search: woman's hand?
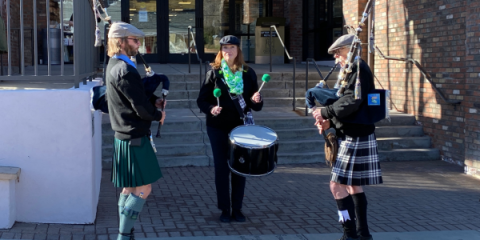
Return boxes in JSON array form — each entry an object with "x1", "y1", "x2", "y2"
[
  {"x1": 252, "y1": 92, "x2": 262, "y2": 103},
  {"x1": 315, "y1": 119, "x2": 330, "y2": 135},
  {"x1": 211, "y1": 106, "x2": 222, "y2": 116}
]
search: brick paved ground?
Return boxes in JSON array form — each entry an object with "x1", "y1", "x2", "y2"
[{"x1": 1, "y1": 161, "x2": 479, "y2": 240}]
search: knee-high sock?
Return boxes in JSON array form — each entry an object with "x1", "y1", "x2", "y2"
[
  {"x1": 118, "y1": 193, "x2": 129, "y2": 220},
  {"x1": 117, "y1": 194, "x2": 146, "y2": 240},
  {"x1": 352, "y1": 192, "x2": 370, "y2": 237},
  {"x1": 336, "y1": 195, "x2": 358, "y2": 238}
]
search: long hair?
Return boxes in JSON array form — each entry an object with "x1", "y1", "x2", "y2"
[
  {"x1": 210, "y1": 46, "x2": 249, "y2": 72},
  {"x1": 107, "y1": 38, "x2": 125, "y2": 57}
]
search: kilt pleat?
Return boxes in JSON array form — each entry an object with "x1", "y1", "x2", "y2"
[
  {"x1": 330, "y1": 133, "x2": 383, "y2": 186},
  {"x1": 111, "y1": 136, "x2": 162, "y2": 188}
]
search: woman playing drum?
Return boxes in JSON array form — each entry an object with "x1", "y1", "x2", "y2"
[{"x1": 197, "y1": 35, "x2": 263, "y2": 223}]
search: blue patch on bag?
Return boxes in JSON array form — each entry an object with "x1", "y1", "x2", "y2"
[{"x1": 368, "y1": 93, "x2": 380, "y2": 106}]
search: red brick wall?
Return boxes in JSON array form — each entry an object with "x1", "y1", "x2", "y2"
[
  {"x1": 343, "y1": 0, "x2": 469, "y2": 167},
  {"x1": 464, "y1": 0, "x2": 480, "y2": 177},
  {"x1": 272, "y1": 0, "x2": 302, "y2": 62}
]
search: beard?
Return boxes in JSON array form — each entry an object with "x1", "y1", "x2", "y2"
[{"x1": 124, "y1": 43, "x2": 138, "y2": 57}]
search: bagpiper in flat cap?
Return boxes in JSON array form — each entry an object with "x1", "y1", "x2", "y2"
[
  {"x1": 327, "y1": 34, "x2": 355, "y2": 54},
  {"x1": 108, "y1": 22, "x2": 145, "y2": 38},
  {"x1": 219, "y1": 35, "x2": 240, "y2": 46}
]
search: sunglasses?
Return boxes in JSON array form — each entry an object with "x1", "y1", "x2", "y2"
[
  {"x1": 127, "y1": 38, "x2": 140, "y2": 44},
  {"x1": 333, "y1": 48, "x2": 345, "y2": 55}
]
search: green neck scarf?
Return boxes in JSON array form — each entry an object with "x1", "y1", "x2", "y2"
[{"x1": 220, "y1": 59, "x2": 243, "y2": 95}]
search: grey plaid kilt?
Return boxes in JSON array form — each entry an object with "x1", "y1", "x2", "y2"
[{"x1": 330, "y1": 133, "x2": 383, "y2": 186}]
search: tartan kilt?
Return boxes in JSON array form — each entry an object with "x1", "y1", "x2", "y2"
[{"x1": 330, "y1": 133, "x2": 383, "y2": 186}]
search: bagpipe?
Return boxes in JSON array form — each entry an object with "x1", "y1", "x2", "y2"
[
  {"x1": 305, "y1": 0, "x2": 389, "y2": 125},
  {"x1": 91, "y1": 54, "x2": 170, "y2": 137}
]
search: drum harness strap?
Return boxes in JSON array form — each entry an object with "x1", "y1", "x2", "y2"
[{"x1": 214, "y1": 70, "x2": 255, "y2": 125}]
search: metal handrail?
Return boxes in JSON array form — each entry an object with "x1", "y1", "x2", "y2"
[
  {"x1": 375, "y1": 46, "x2": 461, "y2": 106},
  {"x1": 187, "y1": 26, "x2": 203, "y2": 91},
  {"x1": 269, "y1": 25, "x2": 296, "y2": 111}
]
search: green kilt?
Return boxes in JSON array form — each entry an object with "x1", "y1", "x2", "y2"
[{"x1": 111, "y1": 136, "x2": 162, "y2": 188}]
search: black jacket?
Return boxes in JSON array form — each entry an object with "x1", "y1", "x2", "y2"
[
  {"x1": 106, "y1": 58, "x2": 162, "y2": 140},
  {"x1": 321, "y1": 60, "x2": 376, "y2": 138},
  {"x1": 197, "y1": 67, "x2": 263, "y2": 131}
]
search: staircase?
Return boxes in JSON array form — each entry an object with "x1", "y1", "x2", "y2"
[{"x1": 101, "y1": 70, "x2": 440, "y2": 168}]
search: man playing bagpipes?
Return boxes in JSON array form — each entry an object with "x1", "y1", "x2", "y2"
[
  {"x1": 104, "y1": 22, "x2": 166, "y2": 240},
  {"x1": 312, "y1": 34, "x2": 382, "y2": 240}
]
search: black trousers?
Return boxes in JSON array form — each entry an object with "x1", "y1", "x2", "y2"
[{"x1": 207, "y1": 126, "x2": 246, "y2": 211}]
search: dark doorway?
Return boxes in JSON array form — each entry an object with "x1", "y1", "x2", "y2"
[{"x1": 303, "y1": 0, "x2": 344, "y2": 61}]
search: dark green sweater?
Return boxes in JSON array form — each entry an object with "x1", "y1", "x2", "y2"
[{"x1": 106, "y1": 58, "x2": 162, "y2": 140}]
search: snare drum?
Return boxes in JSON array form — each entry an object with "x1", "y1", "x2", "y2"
[{"x1": 228, "y1": 125, "x2": 279, "y2": 177}]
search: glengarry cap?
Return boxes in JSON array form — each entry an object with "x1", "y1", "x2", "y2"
[
  {"x1": 108, "y1": 22, "x2": 145, "y2": 38},
  {"x1": 328, "y1": 34, "x2": 355, "y2": 54}
]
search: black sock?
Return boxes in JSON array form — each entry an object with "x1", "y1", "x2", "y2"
[
  {"x1": 336, "y1": 195, "x2": 358, "y2": 238},
  {"x1": 352, "y1": 192, "x2": 371, "y2": 237}
]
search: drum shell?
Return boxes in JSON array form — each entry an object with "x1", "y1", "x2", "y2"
[{"x1": 228, "y1": 141, "x2": 278, "y2": 177}]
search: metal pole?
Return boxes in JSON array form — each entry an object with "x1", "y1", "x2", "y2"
[
  {"x1": 188, "y1": 27, "x2": 191, "y2": 73},
  {"x1": 33, "y1": 0, "x2": 38, "y2": 76},
  {"x1": 6, "y1": 0, "x2": 11, "y2": 75},
  {"x1": 46, "y1": 0, "x2": 51, "y2": 76},
  {"x1": 103, "y1": 24, "x2": 109, "y2": 82},
  {"x1": 293, "y1": 57, "x2": 296, "y2": 111},
  {"x1": 20, "y1": 0, "x2": 25, "y2": 75},
  {"x1": 269, "y1": 27, "x2": 272, "y2": 72},
  {"x1": 60, "y1": 0, "x2": 64, "y2": 76},
  {"x1": 305, "y1": 60, "x2": 308, "y2": 116}
]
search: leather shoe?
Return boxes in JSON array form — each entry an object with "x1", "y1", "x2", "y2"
[
  {"x1": 359, "y1": 236, "x2": 373, "y2": 240},
  {"x1": 337, "y1": 234, "x2": 359, "y2": 240},
  {"x1": 231, "y1": 209, "x2": 246, "y2": 222},
  {"x1": 219, "y1": 210, "x2": 230, "y2": 223}
]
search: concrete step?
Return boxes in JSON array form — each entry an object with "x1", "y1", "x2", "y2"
[
  {"x1": 102, "y1": 142, "x2": 207, "y2": 159},
  {"x1": 277, "y1": 152, "x2": 325, "y2": 164},
  {"x1": 102, "y1": 131, "x2": 205, "y2": 146},
  {"x1": 158, "y1": 155, "x2": 211, "y2": 167},
  {"x1": 262, "y1": 97, "x2": 305, "y2": 108},
  {"x1": 378, "y1": 149, "x2": 440, "y2": 161},
  {"x1": 102, "y1": 120, "x2": 203, "y2": 134},
  {"x1": 377, "y1": 136, "x2": 431, "y2": 150},
  {"x1": 375, "y1": 126, "x2": 425, "y2": 137}
]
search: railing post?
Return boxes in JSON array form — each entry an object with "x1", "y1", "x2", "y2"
[
  {"x1": 6, "y1": 0, "x2": 11, "y2": 76},
  {"x1": 188, "y1": 26, "x2": 191, "y2": 74},
  {"x1": 305, "y1": 60, "x2": 308, "y2": 116},
  {"x1": 292, "y1": 57, "x2": 296, "y2": 111},
  {"x1": 269, "y1": 27, "x2": 272, "y2": 72}
]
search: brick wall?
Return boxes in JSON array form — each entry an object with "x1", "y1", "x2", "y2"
[
  {"x1": 272, "y1": 0, "x2": 302, "y2": 63},
  {"x1": 464, "y1": 0, "x2": 480, "y2": 177},
  {"x1": 344, "y1": 0, "x2": 473, "y2": 170}
]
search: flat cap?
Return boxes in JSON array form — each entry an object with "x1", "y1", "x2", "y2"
[
  {"x1": 219, "y1": 35, "x2": 240, "y2": 46},
  {"x1": 328, "y1": 34, "x2": 354, "y2": 54},
  {"x1": 108, "y1": 22, "x2": 145, "y2": 38}
]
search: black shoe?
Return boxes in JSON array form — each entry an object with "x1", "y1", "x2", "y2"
[
  {"x1": 231, "y1": 209, "x2": 246, "y2": 222},
  {"x1": 359, "y1": 236, "x2": 373, "y2": 240},
  {"x1": 219, "y1": 210, "x2": 230, "y2": 223},
  {"x1": 337, "y1": 233, "x2": 359, "y2": 240}
]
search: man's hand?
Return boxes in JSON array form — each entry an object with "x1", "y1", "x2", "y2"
[
  {"x1": 159, "y1": 110, "x2": 166, "y2": 125},
  {"x1": 312, "y1": 109, "x2": 324, "y2": 122},
  {"x1": 155, "y1": 99, "x2": 166, "y2": 109},
  {"x1": 211, "y1": 106, "x2": 222, "y2": 116},
  {"x1": 315, "y1": 119, "x2": 330, "y2": 135},
  {"x1": 252, "y1": 92, "x2": 262, "y2": 103}
]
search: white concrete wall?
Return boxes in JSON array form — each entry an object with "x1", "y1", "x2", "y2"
[
  {"x1": 0, "y1": 81, "x2": 102, "y2": 224},
  {"x1": 0, "y1": 180, "x2": 15, "y2": 229}
]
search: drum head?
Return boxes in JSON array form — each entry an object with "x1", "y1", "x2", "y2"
[{"x1": 229, "y1": 125, "x2": 278, "y2": 148}]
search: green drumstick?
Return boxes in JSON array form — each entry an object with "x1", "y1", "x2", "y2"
[
  {"x1": 213, "y1": 88, "x2": 222, "y2": 107},
  {"x1": 257, "y1": 74, "x2": 271, "y2": 93}
]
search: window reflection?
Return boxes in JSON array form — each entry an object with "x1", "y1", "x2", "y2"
[{"x1": 169, "y1": 0, "x2": 195, "y2": 54}]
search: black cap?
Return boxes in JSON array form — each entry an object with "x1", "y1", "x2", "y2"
[{"x1": 219, "y1": 35, "x2": 240, "y2": 46}]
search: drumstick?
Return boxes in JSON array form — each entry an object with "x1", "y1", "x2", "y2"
[
  {"x1": 257, "y1": 74, "x2": 271, "y2": 93},
  {"x1": 213, "y1": 88, "x2": 222, "y2": 107}
]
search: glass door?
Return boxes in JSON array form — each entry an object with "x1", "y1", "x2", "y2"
[
  {"x1": 203, "y1": 0, "x2": 270, "y2": 62},
  {"x1": 168, "y1": 0, "x2": 197, "y2": 62},
  {"x1": 125, "y1": 0, "x2": 158, "y2": 63}
]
